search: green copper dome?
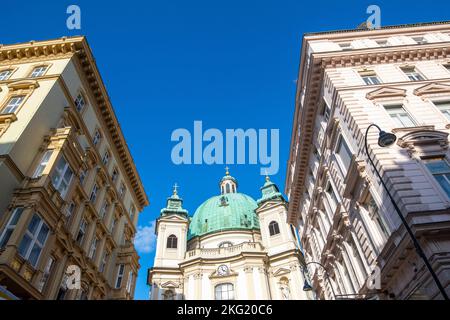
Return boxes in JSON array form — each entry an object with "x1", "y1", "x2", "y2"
[{"x1": 188, "y1": 192, "x2": 260, "y2": 239}]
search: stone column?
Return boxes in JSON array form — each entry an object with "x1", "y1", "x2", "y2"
[{"x1": 244, "y1": 266, "x2": 255, "y2": 299}]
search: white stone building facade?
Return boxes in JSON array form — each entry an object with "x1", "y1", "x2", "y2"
[{"x1": 285, "y1": 21, "x2": 450, "y2": 300}]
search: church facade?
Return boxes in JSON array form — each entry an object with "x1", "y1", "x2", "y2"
[{"x1": 148, "y1": 170, "x2": 313, "y2": 300}]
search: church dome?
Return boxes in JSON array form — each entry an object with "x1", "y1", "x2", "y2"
[{"x1": 188, "y1": 169, "x2": 260, "y2": 239}]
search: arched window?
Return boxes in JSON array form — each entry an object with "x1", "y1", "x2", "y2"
[
  {"x1": 218, "y1": 241, "x2": 233, "y2": 248},
  {"x1": 166, "y1": 234, "x2": 177, "y2": 249},
  {"x1": 232, "y1": 185, "x2": 236, "y2": 193},
  {"x1": 225, "y1": 184, "x2": 231, "y2": 193},
  {"x1": 215, "y1": 283, "x2": 234, "y2": 300},
  {"x1": 269, "y1": 221, "x2": 280, "y2": 236}
]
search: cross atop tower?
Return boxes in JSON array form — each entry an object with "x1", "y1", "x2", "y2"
[
  {"x1": 173, "y1": 183, "x2": 179, "y2": 195},
  {"x1": 225, "y1": 166, "x2": 230, "y2": 175}
]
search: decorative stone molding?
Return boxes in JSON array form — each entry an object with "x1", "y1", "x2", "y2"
[
  {"x1": 0, "y1": 113, "x2": 17, "y2": 138},
  {"x1": 243, "y1": 266, "x2": 253, "y2": 273},
  {"x1": 343, "y1": 156, "x2": 367, "y2": 198},
  {"x1": 396, "y1": 126, "x2": 449, "y2": 157},
  {"x1": 413, "y1": 82, "x2": 450, "y2": 96},
  {"x1": 7, "y1": 79, "x2": 39, "y2": 91},
  {"x1": 193, "y1": 273, "x2": 203, "y2": 280},
  {"x1": 366, "y1": 86, "x2": 407, "y2": 100}
]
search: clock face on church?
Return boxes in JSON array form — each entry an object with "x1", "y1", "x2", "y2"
[{"x1": 217, "y1": 265, "x2": 229, "y2": 276}]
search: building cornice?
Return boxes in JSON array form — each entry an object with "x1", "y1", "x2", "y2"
[
  {"x1": 0, "y1": 36, "x2": 149, "y2": 209},
  {"x1": 304, "y1": 20, "x2": 450, "y2": 39}
]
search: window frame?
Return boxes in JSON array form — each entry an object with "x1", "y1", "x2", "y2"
[
  {"x1": 268, "y1": 220, "x2": 281, "y2": 237},
  {"x1": 102, "y1": 150, "x2": 110, "y2": 166},
  {"x1": 0, "y1": 69, "x2": 14, "y2": 81},
  {"x1": 17, "y1": 213, "x2": 50, "y2": 267},
  {"x1": 74, "y1": 92, "x2": 87, "y2": 112},
  {"x1": 0, "y1": 207, "x2": 24, "y2": 249},
  {"x1": 115, "y1": 264, "x2": 125, "y2": 288},
  {"x1": 359, "y1": 70, "x2": 381, "y2": 85},
  {"x1": 431, "y1": 99, "x2": 450, "y2": 122},
  {"x1": 76, "y1": 218, "x2": 87, "y2": 245},
  {"x1": 29, "y1": 65, "x2": 49, "y2": 78},
  {"x1": 423, "y1": 157, "x2": 450, "y2": 200},
  {"x1": 382, "y1": 103, "x2": 416, "y2": 128},
  {"x1": 126, "y1": 271, "x2": 134, "y2": 294},
  {"x1": 32, "y1": 150, "x2": 53, "y2": 178},
  {"x1": 92, "y1": 129, "x2": 102, "y2": 147},
  {"x1": 99, "y1": 201, "x2": 109, "y2": 218},
  {"x1": 88, "y1": 237, "x2": 98, "y2": 259},
  {"x1": 335, "y1": 134, "x2": 353, "y2": 174},
  {"x1": 50, "y1": 156, "x2": 74, "y2": 198},
  {"x1": 215, "y1": 283, "x2": 234, "y2": 300},
  {"x1": 325, "y1": 181, "x2": 339, "y2": 213},
  {"x1": 166, "y1": 234, "x2": 178, "y2": 249},
  {"x1": 90, "y1": 183, "x2": 99, "y2": 204},
  {"x1": 400, "y1": 66, "x2": 425, "y2": 81},
  {"x1": 37, "y1": 256, "x2": 55, "y2": 292},
  {"x1": 1, "y1": 95, "x2": 26, "y2": 114}
]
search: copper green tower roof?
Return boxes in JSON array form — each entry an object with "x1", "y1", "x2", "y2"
[{"x1": 188, "y1": 169, "x2": 260, "y2": 239}]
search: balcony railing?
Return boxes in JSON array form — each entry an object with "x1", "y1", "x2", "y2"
[{"x1": 186, "y1": 242, "x2": 263, "y2": 260}]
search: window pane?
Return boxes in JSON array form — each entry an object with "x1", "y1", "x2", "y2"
[
  {"x1": 0, "y1": 230, "x2": 13, "y2": 248},
  {"x1": 399, "y1": 114, "x2": 414, "y2": 127},
  {"x1": 18, "y1": 234, "x2": 32, "y2": 257},
  {"x1": 435, "y1": 175, "x2": 450, "y2": 197},
  {"x1": 37, "y1": 224, "x2": 49, "y2": 244},
  {"x1": 425, "y1": 160, "x2": 450, "y2": 174},
  {"x1": 28, "y1": 215, "x2": 41, "y2": 235},
  {"x1": 337, "y1": 137, "x2": 352, "y2": 169},
  {"x1": 10, "y1": 208, "x2": 24, "y2": 225},
  {"x1": 28, "y1": 244, "x2": 42, "y2": 266}
]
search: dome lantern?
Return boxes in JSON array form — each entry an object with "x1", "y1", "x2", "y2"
[{"x1": 220, "y1": 166, "x2": 238, "y2": 194}]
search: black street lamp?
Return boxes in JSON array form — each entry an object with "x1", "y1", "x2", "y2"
[
  {"x1": 365, "y1": 123, "x2": 449, "y2": 300},
  {"x1": 302, "y1": 261, "x2": 337, "y2": 299}
]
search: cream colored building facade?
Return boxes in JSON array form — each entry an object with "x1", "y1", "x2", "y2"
[
  {"x1": 148, "y1": 171, "x2": 312, "y2": 300},
  {"x1": 0, "y1": 37, "x2": 148, "y2": 299},
  {"x1": 285, "y1": 21, "x2": 450, "y2": 300}
]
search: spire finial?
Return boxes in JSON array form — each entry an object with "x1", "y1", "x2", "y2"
[
  {"x1": 225, "y1": 166, "x2": 230, "y2": 176},
  {"x1": 264, "y1": 169, "x2": 270, "y2": 182},
  {"x1": 173, "y1": 183, "x2": 179, "y2": 195}
]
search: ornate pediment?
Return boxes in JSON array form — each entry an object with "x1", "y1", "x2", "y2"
[
  {"x1": 366, "y1": 86, "x2": 406, "y2": 100},
  {"x1": 7, "y1": 80, "x2": 39, "y2": 91},
  {"x1": 159, "y1": 214, "x2": 189, "y2": 222},
  {"x1": 161, "y1": 280, "x2": 180, "y2": 288},
  {"x1": 272, "y1": 267, "x2": 291, "y2": 277},
  {"x1": 256, "y1": 200, "x2": 286, "y2": 213},
  {"x1": 413, "y1": 82, "x2": 450, "y2": 96}
]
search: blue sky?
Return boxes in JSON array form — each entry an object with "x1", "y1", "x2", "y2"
[{"x1": 2, "y1": 0, "x2": 450, "y2": 300}]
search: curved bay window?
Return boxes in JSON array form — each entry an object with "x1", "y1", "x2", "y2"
[
  {"x1": 166, "y1": 234, "x2": 178, "y2": 249},
  {"x1": 268, "y1": 221, "x2": 280, "y2": 236},
  {"x1": 215, "y1": 283, "x2": 234, "y2": 300}
]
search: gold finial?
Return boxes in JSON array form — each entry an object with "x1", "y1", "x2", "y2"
[
  {"x1": 225, "y1": 166, "x2": 230, "y2": 175},
  {"x1": 173, "y1": 183, "x2": 179, "y2": 195}
]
